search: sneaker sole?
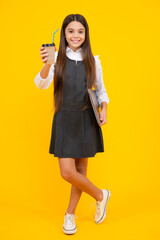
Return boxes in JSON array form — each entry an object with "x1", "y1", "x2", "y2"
[
  {"x1": 95, "y1": 189, "x2": 111, "y2": 224},
  {"x1": 63, "y1": 226, "x2": 77, "y2": 234}
]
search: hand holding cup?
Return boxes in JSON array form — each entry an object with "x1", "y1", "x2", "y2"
[{"x1": 40, "y1": 46, "x2": 57, "y2": 64}]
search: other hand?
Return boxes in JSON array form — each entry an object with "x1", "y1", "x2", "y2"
[{"x1": 99, "y1": 109, "x2": 107, "y2": 127}]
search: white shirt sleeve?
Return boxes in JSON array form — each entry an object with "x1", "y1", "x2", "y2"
[
  {"x1": 34, "y1": 51, "x2": 58, "y2": 89},
  {"x1": 94, "y1": 55, "x2": 110, "y2": 105}
]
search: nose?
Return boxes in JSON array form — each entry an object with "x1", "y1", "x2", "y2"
[{"x1": 73, "y1": 32, "x2": 79, "y2": 38}]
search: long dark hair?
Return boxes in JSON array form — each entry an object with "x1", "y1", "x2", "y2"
[{"x1": 53, "y1": 14, "x2": 97, "y2": 114}]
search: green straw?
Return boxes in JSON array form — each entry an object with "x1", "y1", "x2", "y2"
[{"x1": 53, "y1": 28, "x2": 59, "y2": 43}]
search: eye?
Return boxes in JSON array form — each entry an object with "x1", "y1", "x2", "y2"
[
  {"x1": 69, "y1": 31, "x2": 73, "y2": 33},
  {"x1": 79, "y1": 31, "x2": 83, "y2": 33}
]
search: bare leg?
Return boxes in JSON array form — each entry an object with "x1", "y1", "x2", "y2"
[
  {"x1": 58, "y1": 157, "x2": 103, "y2": 212},
  {"x1": 66, "y1": 158, "x2": 88, "y2": 214}
]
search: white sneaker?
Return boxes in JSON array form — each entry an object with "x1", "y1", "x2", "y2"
[
  {"x1": 91, "y1": 189, "x2": 111, "y2": 224},
  {"x1": 63, "y1": 211, "x2": 78, "y2": 234}
]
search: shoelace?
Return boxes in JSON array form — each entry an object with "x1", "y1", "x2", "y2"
[
  {"x1": 64, "y1": 211, "x2": 78, "y2": 226},
  {"x1": 91, "y1": 201, "x2": 102, "y2": 217}
]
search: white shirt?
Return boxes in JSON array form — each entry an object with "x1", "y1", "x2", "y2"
[{"x1": 34, "y1": 46, "x2": 110, "y2": 105}]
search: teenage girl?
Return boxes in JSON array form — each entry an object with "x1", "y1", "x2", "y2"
[{"x1": 34, "y1": 14, "x2": 111, "y2": 235}]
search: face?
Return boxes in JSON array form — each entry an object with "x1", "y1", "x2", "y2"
[{"x1": 65, "y1": 21, "x2": 85, "y2": 52}]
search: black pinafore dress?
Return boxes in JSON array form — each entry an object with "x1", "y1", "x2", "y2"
[{"x1": 49, "y1": 56, "x2": 104, "y2": 158}]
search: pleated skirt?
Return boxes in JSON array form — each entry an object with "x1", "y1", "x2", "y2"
[{"x1": 49, "y1": 104, "x2": 104, "y2": 158}]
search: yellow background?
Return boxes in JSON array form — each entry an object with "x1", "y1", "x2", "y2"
[{"x1": 0, "y1": 0, "x2": 160, "y2": 239}]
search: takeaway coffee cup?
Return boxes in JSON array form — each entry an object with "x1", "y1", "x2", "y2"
[{"x1": 42, "y1": 43, "x2": 55, "y2": 64}]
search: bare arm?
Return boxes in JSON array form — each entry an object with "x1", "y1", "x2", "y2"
[
  {"x1": 101, "y1": 101, "x2": 107, "y2": 111},
  {"x1": 40, "y1": 63, "x2": 52, "y2": 79}
]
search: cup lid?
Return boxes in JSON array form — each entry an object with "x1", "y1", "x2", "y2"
[{"x1": 42, "y1": 43, "x2": 55, "y2": 47}]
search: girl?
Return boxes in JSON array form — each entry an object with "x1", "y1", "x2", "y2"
[{"x1": 34, "y1": 14, "x2": 111, "y2": 235}]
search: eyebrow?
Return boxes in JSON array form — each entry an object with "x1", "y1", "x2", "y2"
[{"x1": 68, "y1": 28, "x2": 84, "y2": 30}]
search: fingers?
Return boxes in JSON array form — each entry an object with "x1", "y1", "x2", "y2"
[
  {"x1": 40, "y1": 47, "x2": 48, "y2": 63},
  {"x1": 99, "y1": 119, "x2": 107, "y2": 126},
  {"x1": 99, "y1": 111, "x2": 107, "y2": 126},
  {"x1": 99, "y1": 114, "x2": 104, "y2": 123}
]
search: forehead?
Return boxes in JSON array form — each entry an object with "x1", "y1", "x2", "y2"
[{"x1": 66, "y1": 21, "x2": 85, "y2": 30}]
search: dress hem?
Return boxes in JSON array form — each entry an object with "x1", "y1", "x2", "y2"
[{"x1": 49, "y1": 150, "x2": 104, "y2": 158}]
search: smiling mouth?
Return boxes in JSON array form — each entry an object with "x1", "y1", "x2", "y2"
[{"x1": 71, "y1": 40, "x2": 80, "y2": 43}]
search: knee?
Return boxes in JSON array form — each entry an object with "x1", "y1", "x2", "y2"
[{"x1": 60, "y1": 168, "x2": 75, "y2": 181}]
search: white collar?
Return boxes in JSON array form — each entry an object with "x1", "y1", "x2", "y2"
[{"x1": 66, "y1": 46, "x2": 83, "y2": 61}]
